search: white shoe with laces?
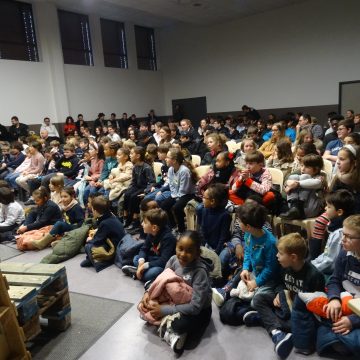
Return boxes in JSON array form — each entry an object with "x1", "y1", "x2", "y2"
[{"x1": 163, "y1": 329, "x2": 187, "y2": 354}]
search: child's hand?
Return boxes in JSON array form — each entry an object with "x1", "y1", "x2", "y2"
[
  {"x1": 273, "y1": 293, "x2": 281, "y2": 307},
  {"x1": 246, "y1": 279, "x2": 257, "y2": 292},
  {"x1": 324, "y1": 299, "x2": 342, "y2": 322},
  {"x1": 240, "y1": 269, "x2": 250, "y2": 282},
  {"x1": 136, "y1": 263, "x2": 145, "y2": 280},
  {"x1": 332, "y1": 316, "x2": 352, "y2": 335},
  {"x1": 17, "y1": 225, "x2": 27, "y2": 234},
  {"x1": 149, "y1": 303, "x2": 162, "y2": 320},
  {"x1": 138, "y1": 292, "x2": 150, "y2": 312},
  {"x1": 241, "y1": 170, "x2": 250, "y2": 181}
]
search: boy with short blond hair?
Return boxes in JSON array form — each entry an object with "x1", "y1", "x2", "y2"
[{"x1": 243, "y1": 232, "x2": 325, "y2": 359}]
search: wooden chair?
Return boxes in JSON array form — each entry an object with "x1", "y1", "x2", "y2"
[
  {"x1": 153, "y1": 162, "x2": 163, "y2": 179},
  {"x1": 273, "y1": 216, "x2": 316, "y2": 240},
  {"x1": 323, "y1": 159, "x2": 334, "y2": 184},
  {"x1": 267, "y1": 167, "x2": 284, "y2": 192},
  {"x1": 191, "y1": 154, "x2": 201, "y2": 167},
  {"x1": 195, "y1": 165, "x2": 211, "y2": 178}
]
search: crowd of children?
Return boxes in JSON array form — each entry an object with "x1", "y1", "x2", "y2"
[{"x1": 1, "y1": 108, "x2": 360, "y2": 357}]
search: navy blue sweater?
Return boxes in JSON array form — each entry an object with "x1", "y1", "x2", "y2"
[
  {"x1": 196, "y1": 206, "x2": 232, "y2": 254},
  {"x1": 88, "y1": 211, "x2": 125, "y2": 248},
  {"x1": 138, "y1": 226, "x2": 176, "y2": 269},
  {"x1": 24, "y1": 200, "x2": 62, "y2": 231},
  {"x1": 327, "y1": 249, "x2": 360, "y2": 329},
  {"x1": 63, "y1": 203, "x2": 84, "y2": 227},
  {"x1": 55, "y1": 155, "x2": 79, "y2": 179}
]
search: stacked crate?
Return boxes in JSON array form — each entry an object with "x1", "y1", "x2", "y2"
[
  {"x1": 0, "y1": 271, "x2": 31, "y2": 360},
  {"x1": 0, "y1": 263, "x2": 71, "y2": 342}
]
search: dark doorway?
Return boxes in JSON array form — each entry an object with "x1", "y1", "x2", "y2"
[{"x1": 172, "y1": 96, "x2": 207, "y2": 128}]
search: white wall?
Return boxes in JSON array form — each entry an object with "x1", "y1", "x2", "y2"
[
  {"x1": 0, "y1": 1, "x2": 164, "y2": 126},
  {"x1": 159, "y1": 0, "x2": 360, "y2": 114}
]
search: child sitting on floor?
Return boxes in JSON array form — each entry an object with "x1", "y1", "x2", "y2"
[
  {"x1": 243, "y1": 233, "x2": 325, "y2": 359},
  {"x1": 292, "y1": 214, "x2": 360, "y2": 357},
  {"x1": 197, "y1": 183, "x2": 231, "y2": 255},
  {"x1": 280, "y1": 154, "x2": 327, "y2": 220},
  {"x1": 122, "y1": 209, "x2": 176, "y2": 286},
  {"x1": 32, "y1": 187, "x2": 84, "y2": 249},
  {"x1": 17, "y1": 186, "x2": 62, "y2": 235},
  {"x1": 81, "y1": 195, "x2": 125, "y2": 272},
  {"x1": 0, "y1": 186, "x2": 24, "y2": 240},
  {"x1": 138, "y1": 230, "x2": 213, "y2": 354}
]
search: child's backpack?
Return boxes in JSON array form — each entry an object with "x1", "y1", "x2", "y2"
[{"x1": 219, "y1": 297, "x2": 251, "y2": 326}]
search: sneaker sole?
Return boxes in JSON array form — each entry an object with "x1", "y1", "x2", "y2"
[
  {"x1": 121, "y1": 266, "x2": 137, "y2": 277},
  {"x1": 243, "y1": 310, "x2": 259, "y2": 326},
  {"x1": 172, "y1": 334, "x2": 187, "y2": 354},
  {"x1": 275, "y1": 333, "x2": 293, "y2": 359},
  {"x1": 212, "y1": 289, "x2": 225, "y2": 307}
]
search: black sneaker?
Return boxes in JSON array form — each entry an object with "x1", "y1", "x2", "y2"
[
  {"x1": 144, "y1": 280, "x2": 153, "y2": 291},
  {"x1": 80, "y1": 258, "x2": 92, "y2": 267},
  {"x1": 122, "y1": 265, "x2": 137, "y2": 277}
]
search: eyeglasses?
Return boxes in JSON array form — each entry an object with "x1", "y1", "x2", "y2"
[{"x1": 342, "y1": 233, "x2": 360, "y2": 242}]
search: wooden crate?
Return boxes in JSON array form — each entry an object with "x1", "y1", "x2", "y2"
[
  {"x1": 0, "y1": 274, "x2": 31, "y2": 360},
  {"x1": 0, "y1": 263, "x2": 71, "y2": 342}
]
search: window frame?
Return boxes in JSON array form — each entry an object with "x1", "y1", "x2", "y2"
[
  {"x1": 134, "y1": 25, "x2": 157, "y2": 71},
  {"x1": 0, "y1": 0, "x2": 39, "y2": 62},
  {"x1": 57, "y1": 9, "x2": 94, "y2": 66}
]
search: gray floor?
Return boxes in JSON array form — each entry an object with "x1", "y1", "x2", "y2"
[{"x1": 4, "y1": 249, "x2": 334, "y2": 360}]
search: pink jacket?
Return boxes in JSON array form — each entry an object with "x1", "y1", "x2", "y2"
[
  {"x1": 26, "y1": 152, "x2": 45, "y2": 175},
  {"x1": 138, "y1": 268, "x2": 192, "y2": 325}
]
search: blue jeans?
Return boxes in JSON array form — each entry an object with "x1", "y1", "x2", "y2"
[
  {"x1": 5, "y1": 171, "x2": 20, "y2": 189},
  {"x1": 133, "y1": 254, "x2": 163, "y2": 283},
  {"x1": 83, "y1": 184, "x2": 105, "y2": 205},
  {"x1": 50, "y1": 221, "x2": 75, "y2": 236},
  {"x1": 144, "y1": 190, "x2": 171, "y2": 206}
]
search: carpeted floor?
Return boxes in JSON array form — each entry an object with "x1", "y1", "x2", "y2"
[
  {"x1": 0, "y1": 243, "x2": 23, "y2": 262},
  {"x1": 31, "y1": 292, "x2": 133, "y2": 360}
]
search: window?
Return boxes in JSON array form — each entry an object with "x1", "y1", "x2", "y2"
[
  {"x1": 100, "y1": 18, "x2": 128, "y2": 69},
  {"x1": 58, "y1": 10, "x2": 93, "y2": 66},
  {"x1": 134, "y1": 25, "x2": 157, "y2": 71},
  {"x1": 0, "y1": 0, "x2": 38, "y2": 62}
]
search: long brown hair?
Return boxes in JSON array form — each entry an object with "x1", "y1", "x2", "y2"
[{"x1": 167, "y1": 148, "x2": 198, "y2": 183}]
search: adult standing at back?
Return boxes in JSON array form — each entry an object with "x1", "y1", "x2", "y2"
[
  {"x1": 296, "y1": 113, "x2": 323, "y2": 140},
  {"x1": 9, "y1": 116, "x2": 28, "y2": 141},
  {"x1": 40, "y1": 117, "x2": 59, "y2": 139}
]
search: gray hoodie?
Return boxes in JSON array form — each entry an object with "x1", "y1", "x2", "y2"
[{"x1": 161, "y1": 255, "x2": 213, "y2": 316}]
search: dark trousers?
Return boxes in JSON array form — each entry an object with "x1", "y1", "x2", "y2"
[
  {"x1": 123, "y1": 187, "x2": 143, "y2": 218},
  {"x1": 27, "y1": 178, "x2": 42, "y2": 194},
  {"x1": 171, "y1": 306, "x2": 212, "y2": 336},
  {"x1": 160, "y1": 194, "x2": 194, "y2": 232},
  {"x1": 252, "y1": 289, "x2": 291, "y2": 334}
]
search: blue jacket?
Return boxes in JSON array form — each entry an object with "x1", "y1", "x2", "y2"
[
  {"x1": 99, "y1": 156, "x2": 118, "y2": 183},
  {"x1": 138, "y1": 226, "x2": 176, "y2": 269},
  {"x1": 88, "y1": 211, "x2": 125, "y2": 248},
  {"x1": 196, "y1": 206, "x2": 232, "y2": 254},
  {"x1": 3, "y1": 152, "x2": 25, "y2": 169},
  {"x1": 242, "y1": 228, "x2": 280, "y2": 287}
]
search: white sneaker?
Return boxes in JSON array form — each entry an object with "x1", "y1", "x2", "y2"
[
  {"x1": 212, "y1": 288, "x2": 225, "y2": 307},
  {"x1": 164, "y1": 329, "x2": 187, "y2": 354}
]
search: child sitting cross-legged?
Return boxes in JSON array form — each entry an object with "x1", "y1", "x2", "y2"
[
  {"x1": 215, "y1": 203, "x2": 281, "y2": 323},
  {"x1": 280, "y1": 154, "x2": 327, "y2": 220},
  {"x1": 292, "y1": 214, "x2": 360, "y2": 357},
  {"x1": 138, "y1": 230, "x2": 213, "y2": 354},
  {"x1": 242, "y1": 233, "x2": 325, "y2": 359},
  {"x1": 311, "y1": 189, "x2": 355, "y2": 274},
  {"x1": 81, "y1": 195, "x2": 125, "y2": 272},
  {"x1": 32, "y1": 186, "x2": 84, "y2": 250},
  {"x1": 196, "y1": 183, "x2": 232, "y2": 256},
  {"x1": 122, "y1": 209, "x2": 176, "y2": 287}
]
